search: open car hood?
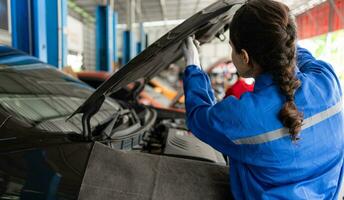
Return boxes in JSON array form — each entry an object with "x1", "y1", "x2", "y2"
[{"x1": 69, "y1": 0, "x2": 244, "y2": 119}]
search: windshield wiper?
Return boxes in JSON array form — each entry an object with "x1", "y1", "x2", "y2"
[{"x1": 0, "y1": 115, "x2": 12, "y2": 130}]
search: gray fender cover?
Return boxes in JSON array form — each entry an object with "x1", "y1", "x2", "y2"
[{"x1": 78, "y1": 142, "x2": 232, "y2": 200}]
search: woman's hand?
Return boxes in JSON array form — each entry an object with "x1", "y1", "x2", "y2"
[{"x1": 182, "y1": 36, "x2": 201, "y2": 68}]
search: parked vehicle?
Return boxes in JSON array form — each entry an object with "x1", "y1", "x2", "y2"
[
  {"x1": 76, "y1": 71, "x2": 172, "y2": 108},
  {"x1": 149, "y1": 77, "x2": 185, "y2": 104}
]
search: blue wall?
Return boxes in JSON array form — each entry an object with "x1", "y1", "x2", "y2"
[
  {"x1": 11, "y1": 0, "x2": 67, "y2": 67},
  {"x1": 96, "y1": 5, "x2": 114, "y2": 72}
]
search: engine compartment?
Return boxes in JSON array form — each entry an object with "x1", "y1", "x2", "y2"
[{"x1": 102, "y1": 102, "x2": 227, "y2": 166}]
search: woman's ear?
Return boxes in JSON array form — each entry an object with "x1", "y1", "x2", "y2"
[{"x1": 240, "y1": 49, "x2": 250, "y2": 64}]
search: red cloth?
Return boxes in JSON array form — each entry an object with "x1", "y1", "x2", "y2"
[{"x1": 225, "y1": 79, "x2": 254, "y2": 99}]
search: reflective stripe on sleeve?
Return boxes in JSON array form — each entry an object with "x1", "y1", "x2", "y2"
[{"x1": 233, "y1": 99, "x2": 343, "y2": 145}]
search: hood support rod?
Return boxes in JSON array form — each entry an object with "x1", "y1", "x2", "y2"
[{"x1": 81, "y1": 95, "x2": 105, "y2": 140}]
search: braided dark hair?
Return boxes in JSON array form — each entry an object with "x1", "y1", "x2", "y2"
[{"x1": 230, "y1": 0, "x2": 303, "y2": 141}]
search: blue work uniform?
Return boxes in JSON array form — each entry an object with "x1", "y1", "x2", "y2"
[{"x1": 183, "y1": 46, "x2": 344, "y2": 199}]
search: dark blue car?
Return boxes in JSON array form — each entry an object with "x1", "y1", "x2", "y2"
[{"x1": 0, "y1": 1, "x2": 245, "y2": 199}]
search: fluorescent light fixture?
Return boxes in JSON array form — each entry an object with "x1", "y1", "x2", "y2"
[
  {"x1": 144, "y1": 19, "x2": 185, "y2": 27},
  {"x1": 117, "y1": 19, "x2": 185, "y2": 29}
]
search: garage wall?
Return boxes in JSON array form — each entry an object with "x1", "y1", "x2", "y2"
[
  {"x1": 68, "y1": 9, "x2": 96, "y2": 71},
  {"x1": 83, "y1": 22, "x2": 96, "y2": 71},
  {"x1": 200, "y1": 39, "x2": 231, "y2": 70},
  {"x1": 142, "y1": 25, "x2": 231, "y2": 70},
  {"x1": 0, "y1": 30, "x2": 11, "y2": 46},
  {"x1": 144, "y1": 25, "x2": 177, "y2": 45},
  {"x1": 0, "y1": 0, "x2": 11, "y2": 46},
  {"x1": 118, "y1": 20, "x2": 232, "y2": 70}
]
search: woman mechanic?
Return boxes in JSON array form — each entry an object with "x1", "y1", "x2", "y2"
[{"x1": 182, "y1": 0, "x2": 344, "y2": 199}]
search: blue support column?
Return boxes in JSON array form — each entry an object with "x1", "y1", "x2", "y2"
[
  {"x1": 96, "y1": 5, "x2": 113, "y2": 72},
  {"x1": 139, "y1": 23, "x2": 145, "y2": 52},
  {"x1": 113, "y1": 11, "x2": 118, "y2": 64},
  {"x1": 45, "y1": 0, "x2": 68, "y2": 68},
  {"x1": 61, "y1": 0, "x2": 68, "y2": 67},
  {"x1": 122, "y1": 31, "x2": 136, "y2": 65},
  {"x1": 135, "y1": 23, "x2": 145, "y2": 55},
  {"x1": 45, "y1": 1, "x2": 58, "y2": 67},
  {"x1": 96, "y1": 6, "x2": 105, "y2": 71},
  {"x1": 107, "y1": 6, "x2": 114, "y2": 72},
  {"x1": 136, "y1": 42, "x2": 142, "y2": 55},
  {"x1": 11, "y1": 0, "x2": 47, "y2": 62},
  {"x1": 31, "y1": 0, "x2": 47, "y2": 62},
  {"x1": 11, "y1": 0, "x2": 31, "y2": 54},
  {"x1": 145, "y1": 33, "x2": 149, "y2": 48}
]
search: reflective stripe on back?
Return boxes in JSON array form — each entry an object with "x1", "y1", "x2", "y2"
[{"x1": 233, "y1": 99, "x2": 343, "y2": 145}]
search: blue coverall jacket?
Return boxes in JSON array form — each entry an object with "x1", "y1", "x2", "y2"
[{"x1": 183, "y1": 47, "x2": 344, "y2": 199}]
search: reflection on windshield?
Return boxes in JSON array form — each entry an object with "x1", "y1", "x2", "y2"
[{"x1": 0, "y1": 64, "x2": 121, "y2": 133}]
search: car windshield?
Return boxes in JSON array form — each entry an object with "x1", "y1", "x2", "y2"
[{"x1": 0, "y1": 63, "x2": 121, "y2": 133}]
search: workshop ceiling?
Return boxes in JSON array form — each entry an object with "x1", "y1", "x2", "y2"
[{"x1": 73, "y1": 0, "x2": 326, "y2": 24}]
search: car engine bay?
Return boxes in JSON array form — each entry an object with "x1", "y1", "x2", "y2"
[{"x1": 92, "y1": 101, "x2": 227, "y2": 166}]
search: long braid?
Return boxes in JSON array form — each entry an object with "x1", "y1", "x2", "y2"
[
  {"x1": 275, "y1": 21, "x2": 303, "y2": 140},
  {"x1": 230, "y1": 0, "x2": 304, "y2": 141}
]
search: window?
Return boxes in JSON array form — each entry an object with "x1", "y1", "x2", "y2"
[{"x1": 0, "y1": 0, "x2": 9, "y2": 31}]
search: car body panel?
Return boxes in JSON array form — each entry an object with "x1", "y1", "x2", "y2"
[{"x1": 0, "y1": 144, "x2": 93, "y2": 199}]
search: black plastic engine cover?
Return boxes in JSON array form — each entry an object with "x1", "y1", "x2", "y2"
[{"x1": 163, "y1": 128, "x2": 226, "y2": 165}]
